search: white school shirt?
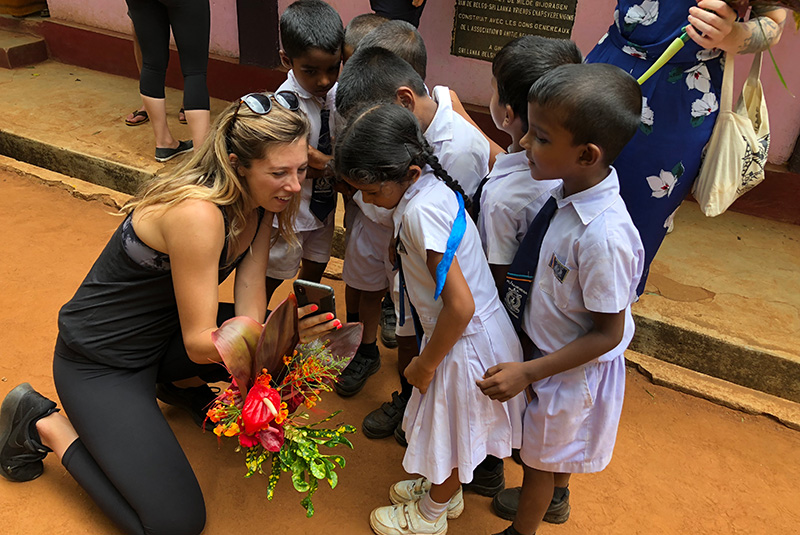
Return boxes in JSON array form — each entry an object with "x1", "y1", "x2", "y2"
[
  {"x1": 521, "y1": 168, "x2": 644, "y2": 361},
  {"x1": 478, "y1": 150, "x2": 561, "y2": 265},
  {"x1": 393, "y1": 169, "x2": 499, "y2": 334},
  {"x1": 275, "y1": 70, "x2": 337, "y2": 232},
  {"x1": 426, "y1": 86, "x2": 490, "y2": 198}
]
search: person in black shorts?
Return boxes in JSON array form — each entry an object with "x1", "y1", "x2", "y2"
[{"x1": 0, "y1": 92, "x2": 340, "y2": 535}]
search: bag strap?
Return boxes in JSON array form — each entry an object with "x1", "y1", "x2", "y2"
[
  {"x1": 720, "y1": 51, "x2": 735, "y2": 113},
  {"x1": 720, "y1": 50, "x2": 764, "y2": 112},
  {"x1": 745, "y1": 51, "x2": 763, "y2": 88}
]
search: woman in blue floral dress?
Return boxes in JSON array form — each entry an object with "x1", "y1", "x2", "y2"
[{"x1": 587, "y1": 0, "x2": 786, "y2": 295}]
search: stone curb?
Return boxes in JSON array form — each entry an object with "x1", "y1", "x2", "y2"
[{"x1": 626, "y1": 350, "x2": 800, "y2": 431}]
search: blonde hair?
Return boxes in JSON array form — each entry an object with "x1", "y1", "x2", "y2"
[{"x1": 123, "y1": 95, "x2": 310, "y2": 246}]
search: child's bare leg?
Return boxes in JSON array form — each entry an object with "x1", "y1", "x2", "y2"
[
  {"x1": 298, "y1": 259, "x2": 327, "y2": 284},
  {"x1": 417, "y1": 469, "x2": 461, "y2": 520},
  {"x1": 396, "y1": 335, "x2": 418, "y2": 376},
  {"x1": 36, "y1": 412, "x2": 79, "y2": 459},
  {"x1": 345, "y1": 285, "x2": 360, "y2": 322},
  {"x1": 429, "y1": 470, "x2": 461, "y2": 503},
  {"x1": 359, "y1": 288, "x2": 386, "y2": 344},
  {"x1": 554, "y1": 472, "x2": 571, "y2": 488},
  {"x1": 513, "y1": 465, "x2": 555, "y2": 535}
]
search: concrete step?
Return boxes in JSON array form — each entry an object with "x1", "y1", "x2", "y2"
[
  {"x1": 1, "y1": 61, "x2": 798, "y2": 406},
  {"x1": 0, "y1": 27, "x2": 46, "y2": 69}
]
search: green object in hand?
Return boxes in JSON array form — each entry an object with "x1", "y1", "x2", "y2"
[{"x1": 637, "y1": 29, "x2": 692, "y2": 85}]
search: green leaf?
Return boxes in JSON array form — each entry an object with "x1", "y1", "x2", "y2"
[
  {"x1": 300, "y1": 479, "x2": 319, "y2": 517},
  {"x1": 639, "y1": 123, "x2": 653, "y2": 136},
  {"x1": 757, "y1": 18, "x2": 794, "y2": 96},
  {"x1": 329, "y1": 455, "x2": 346, "y2": 468},
  {"x1": 292, "y1": 470, "x2": 310, "y2": 493},
  {"x1": 306, "y1": 410, "x2": 342, "y2": 428},
  {"x1": 671, "y1": 161, "x2": 685, "y2": 179},
  {"x1": 326, "y1": 469, "x2": 338, "y2": 490},
  {"x1": 297, "y1": 441, "x2": 320, "y2": 461},
  {"x1": 309, "y1": 458, "x2": 327, "y2": 480},
  {"x1": 690, "y1": 115, "x2": 705, "y2": 127},
  {"x1": 323, "y1": 435, "x2": 354, "y2": 449},
  {"x1": 667, "y1": 66, "x2": 683, "y2": 83},
  {"x1": 266, "y1": 454, "x2": 282, "y2": 501}
]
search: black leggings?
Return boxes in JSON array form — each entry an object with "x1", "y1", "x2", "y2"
[
  {"x1": 53, "y1": 305, "x2": 233, "y2": 535},
  {"x1": 126, "y1": 0, "x2": 210, "y2": 110}
]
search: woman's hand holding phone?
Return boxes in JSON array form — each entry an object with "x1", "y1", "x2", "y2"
[{"x1": 297, "y1": 304, "x2": 341, "y2": 343}]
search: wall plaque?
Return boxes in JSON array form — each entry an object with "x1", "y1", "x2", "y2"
[{"x1": 451, "y1": 0, "x2": 578, "y2": 61}]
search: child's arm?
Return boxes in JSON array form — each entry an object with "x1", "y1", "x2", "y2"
[
  {"x1": 404, "y1": 252, "x2": 475, "y2": 394},
  {"x1": 308, "y1": 145, "x2": 333, "y2": 170},
  {"x1": 477, "y1": 309, "x2": 625, "y2": 402},
  {"x1": 449, "y1": 89, "x2": 506, "y2": 170},
  {"x1": 489, "y1": 263, "x2": 509, "y2": 293}
]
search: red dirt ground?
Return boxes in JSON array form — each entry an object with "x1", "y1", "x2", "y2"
[{"x1": 1, "y1": 169, "x2": 799, "y2": 535}]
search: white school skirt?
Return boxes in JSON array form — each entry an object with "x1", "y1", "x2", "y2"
[
  {"x1": 401, "y1": 307, "x2": 526, "y2": 485},
  {"x1": 520, "y1": 354, "x2": 626, "y2": 474}
]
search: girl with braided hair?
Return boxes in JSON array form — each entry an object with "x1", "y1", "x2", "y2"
[{"x1": 335, "y1": 103, "x2": 525, "y2": 535}]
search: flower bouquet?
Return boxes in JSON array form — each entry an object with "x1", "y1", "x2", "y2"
[{"x1": 206, "y1": 294, "x2": 362, "y2": 517}]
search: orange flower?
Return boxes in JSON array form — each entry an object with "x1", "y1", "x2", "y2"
[{"x1": 274, "y1": 401, "x2": 289, "y2": 424}]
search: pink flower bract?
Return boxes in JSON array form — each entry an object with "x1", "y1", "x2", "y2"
[{"x1": 257, "y1": 425, "x2": 285, "y2": 452}]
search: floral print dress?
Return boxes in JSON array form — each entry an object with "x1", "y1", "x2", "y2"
[{"x1": 586, "y1": 0, "x2": 723, "y2": 295}]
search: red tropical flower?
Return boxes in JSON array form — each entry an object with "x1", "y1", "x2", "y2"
[{"x1": 241, "y1": 382, "x2": 282, "y2": 435}]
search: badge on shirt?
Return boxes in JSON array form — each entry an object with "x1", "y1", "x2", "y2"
[{"x1": 548, "y1": 253, "x2": 570, "y2": 283}]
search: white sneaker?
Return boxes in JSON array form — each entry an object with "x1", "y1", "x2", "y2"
[
  {"x1": 389, "y1": 478, "x2": 464, "y2": 519},
  {"x1": 370, "y1": 500, "x2": 448, "y2": 535}
]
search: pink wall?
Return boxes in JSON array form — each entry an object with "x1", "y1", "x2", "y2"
[
  {"x1": 47, "y1": 0, "x2": 240, "y2": 57},
  {"x1": 47, "y1": 0, "x2": 800, "y2": 163}
]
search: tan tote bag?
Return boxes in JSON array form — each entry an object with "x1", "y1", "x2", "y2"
[{"x1": 693, "y1": 51, "x2": 770, "y2": 217}]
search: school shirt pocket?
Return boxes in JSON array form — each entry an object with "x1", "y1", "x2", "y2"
[{"x1": 538, "y1": 250, "x2": 578, "y2": 310}]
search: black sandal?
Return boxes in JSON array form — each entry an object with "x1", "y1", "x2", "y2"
[{"x1": 125, "y1": 109, "x2": 149, "y2": 126}]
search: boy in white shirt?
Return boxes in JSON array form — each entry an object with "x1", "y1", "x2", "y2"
[
  {"x1": 475, "y1": 36, "x2": 581, "y2": 291},
  {"x1": 267, "y1": 0, "x2": 343, "y2": 299},
  {"x1": 478, "y1": 63, "x2": 645, "y2": 535},
  {"x1": 337, "y1": 47, "x2": 490, "y2": 197}
]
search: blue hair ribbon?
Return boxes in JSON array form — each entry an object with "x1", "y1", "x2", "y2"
[{"x1": 434, "y1": 191, "x2": 466, "y2": 300}]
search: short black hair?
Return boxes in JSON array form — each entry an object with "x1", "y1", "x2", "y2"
[
  {"x1": 357, "y1": 20, "x2": 427, "y2": 80},
  {"x1": 280, "y1": 0, "x2": 344, "y2": 58},
  {"x1": 344, "y1": 13, "x2": 388, "y2": 50},
  {"x1": 335, "y1": 46, "x2": 426, "y2": 120},
  {"x1": 529, "y1": 63, "x2": 642, "y2": 165},
  {"x1": 492, "y1": 36, "x2": 582, "y2": 131}
]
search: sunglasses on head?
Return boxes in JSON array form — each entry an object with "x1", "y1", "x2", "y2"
[
  {"x1": 232, "y1": 91, "x2": 300, "y2": 123},
  {"x1": 227, "y1": 91, "x2": 301, "y2": 153}
]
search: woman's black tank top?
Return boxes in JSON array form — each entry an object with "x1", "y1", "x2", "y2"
[{"x1": 57, "y1": 207, "x2": 264, "y2": 368}]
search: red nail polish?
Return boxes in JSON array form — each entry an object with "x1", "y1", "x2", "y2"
[
  {"x1": 327, "y1": 313, "x2": 335, "y2": 320},
  {"x1": 311, "y1": 304, "x2": 319, "y2": 312},
  {"x1": 336, "y1": 323, "x2": 342, "y2": 330}
]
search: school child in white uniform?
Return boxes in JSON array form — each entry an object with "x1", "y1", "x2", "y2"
[
  {"x1": 335, "y1": 104, "x2": 525, "y2": 535},
  {"x1": 478, "y1": 64, "x2": 645, "y2": 535},
  {"x1": 334, "y1": 47, "x2": 491, "y2": 429},
  {"x1": 475, "y1": 36, "x2": 582, "y2": 291},
  {"x1": 267, "y1": 0, "x2": 343, "y2": 298}
]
